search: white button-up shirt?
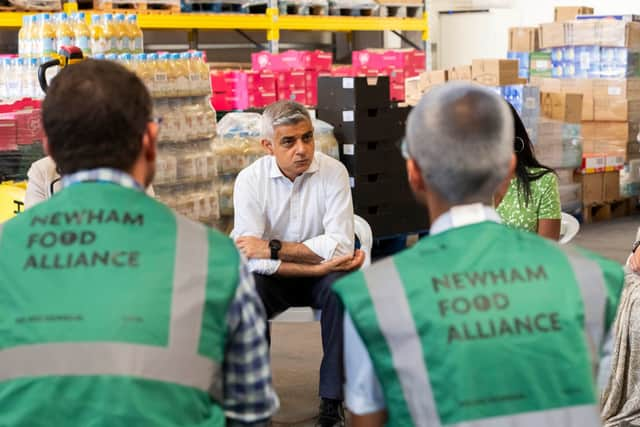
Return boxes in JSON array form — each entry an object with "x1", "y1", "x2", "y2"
[{"x1": 231, "y1": 151, "x2": 355, "y2": 275}]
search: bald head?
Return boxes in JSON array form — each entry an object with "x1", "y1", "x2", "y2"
[{"x1": 406, "y1": 82, "x2": 514, "y2": 205}]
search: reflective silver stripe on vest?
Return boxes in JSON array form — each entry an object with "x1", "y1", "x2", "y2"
[
  {"x1": 0, "y1": 342, "x2": 220, "y2": 392},
  {"x1": 563, "y1": 248, "x2": 607, "y2": 369},
  {"x1": 363, "y1": 258, "x2": 441, "y2": 426},
  {"x1": 364, "y1": 256, "x2": 603, "y2": 427},
  {"x1": 0, "y1": 213, "x2": 217, "y2": 393},
  {"x1": 450, "y1": 403, "x2": 600, "y2": 427},
  {"x1": 169, "y1": 215, "x2": 209, "y2": 349}
]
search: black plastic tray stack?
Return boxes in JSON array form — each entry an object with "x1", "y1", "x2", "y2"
[{"x1": 317, "y1": 76, "x2": 429, "y2": 238}]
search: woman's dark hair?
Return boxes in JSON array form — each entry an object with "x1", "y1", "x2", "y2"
[{"x1": 508, "y1": 102, "x2": 555, "y2": 205}]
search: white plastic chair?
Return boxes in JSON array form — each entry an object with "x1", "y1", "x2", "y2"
[
  {"x1": 273, "y1": 215, "x2": 373, "y2": 322},
  {"x1": 559, "y1": 212, "x2": 580, "y2": 245}
]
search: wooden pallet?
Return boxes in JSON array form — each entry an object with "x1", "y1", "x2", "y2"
[
  {"x1": 96, "y1": 0, "x2": 180, "y2": 12},
  {"x1": 377, "y1": 4, "x2": 421, "y2": 17},
  {"x1": 330, "y1": 6, "x2": 377, "y2": 16},
  {"x1": 279, "y1": 3, "x2": 327, "y2": 15},
  {"x1": 184, "y1": 1, "x2": 266, "y2": 13},
  {"x1": 582, "y1": 197, "x2": 639, "y2": 224}
]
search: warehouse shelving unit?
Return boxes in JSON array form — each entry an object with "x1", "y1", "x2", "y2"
[{"x1": 0, "y1": 9, "x2": 428, "y2": 54}]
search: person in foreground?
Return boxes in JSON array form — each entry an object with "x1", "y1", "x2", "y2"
[
  {"x1": 231, "y1": 100, "x2": 364, "y2": 427},
  {"x1": 0, "y1": 59, "x2": 278, "y2": 426},
  {"x1": 601, "y1": 232, "x2": 640, "y2": 426},
  {"x1": 495, "y1": 103, "x2": 561, "y2": 240},
  {"x1": 332, "y1": 83, "x2": 624, "y2": 427},
  {"x1": 24, "y1": 155, "x2": 154, "y2": 209}
]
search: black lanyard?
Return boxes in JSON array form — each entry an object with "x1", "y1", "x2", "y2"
[{"x1": 49, "y1": 177, "x2": 61, "y2": 196}]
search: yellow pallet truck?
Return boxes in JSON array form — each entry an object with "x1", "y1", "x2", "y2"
[{"x1": 0, "y1": 46, "x2": 83, "y2": 222}]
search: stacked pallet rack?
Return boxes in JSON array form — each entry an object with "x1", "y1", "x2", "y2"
[
  {"x1": 0, "y1": 5, "x2": 430, "y2": 233},
  {"x1": 0, "y1": 4, "x2": 429, "y2": 56}
]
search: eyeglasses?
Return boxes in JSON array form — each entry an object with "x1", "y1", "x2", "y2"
[{"x1": 150, "y1": 117, "x2": 163, "y2": 125}]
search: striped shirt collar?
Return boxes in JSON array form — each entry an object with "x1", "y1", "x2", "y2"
[{"x1": 61, "y1": 168, "x2": 144, "y2": 192}]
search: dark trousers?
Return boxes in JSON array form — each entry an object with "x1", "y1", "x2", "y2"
[{"x1": 253, "y1": 272, "x2": 346, "y2": 400}]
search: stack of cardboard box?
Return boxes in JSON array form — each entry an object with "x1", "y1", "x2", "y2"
[{"x1": 532, "y1": 13, "x2": 640, "y2": 208}]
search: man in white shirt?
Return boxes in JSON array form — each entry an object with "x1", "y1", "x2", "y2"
[{"x1": 231, "y1": 100, "x2": 365, "y2": 427}]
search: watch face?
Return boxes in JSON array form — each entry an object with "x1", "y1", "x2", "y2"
[{"x1": 270, "y1": 240, "x2": 282, "y2": 251}]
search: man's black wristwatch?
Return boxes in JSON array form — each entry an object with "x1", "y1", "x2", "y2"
[
  {"x1": 269, "y1": 239, "x2": 282, "y2": 260},
  {"x1": 633, "y1": 240, "x2": 640, "y2": 254}
]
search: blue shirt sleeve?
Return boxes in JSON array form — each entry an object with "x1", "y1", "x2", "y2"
[
  {"x1": 343, "y1": 313, "x2": 386, "y2": 415},
  {"x1": 224, "y1": 260, "x2": 280, "y2": 423}
]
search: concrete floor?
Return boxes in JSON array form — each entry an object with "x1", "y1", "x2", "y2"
[{"x1": 269, "y1": 214, "x2": 640, "y2": 426}]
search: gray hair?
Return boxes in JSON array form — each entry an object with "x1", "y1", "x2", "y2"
[
  {"x1": 406, "y1": 82, "x2": 514, "y2": 205},
  {"x1": 261, "y1": 100, "x2": 312, "y2": 140}
]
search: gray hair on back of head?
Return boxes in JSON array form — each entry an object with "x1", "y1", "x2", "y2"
[
  {"x1": 406, "y1": 82, "x2": 514, "y2": 205},
  {"x1": 261, "y1": 100, "x2": 312, "y2": 140}
]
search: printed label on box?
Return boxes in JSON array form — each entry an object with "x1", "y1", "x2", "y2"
[
  {"x1": 608, "y1": 86, "x2": 623, "y2": 96},
  {"x1": 343, "y1": 110, "x2": 354, "y2": 122},
  {"x1": 585, "y1": 157, "x2": 605, "y2": 168},
  {"x1": 535, "y1": 60, "x2": 548, "y2": 70},
  {"x1": 343, "y1": 144, "x2": 355, "y2": 155},
  {"x1": 349, "y1": 177, "x2": 355, "y2": 188},
  {"x1": 343, "y1": 78, "x2": 354, "y2": 89}
]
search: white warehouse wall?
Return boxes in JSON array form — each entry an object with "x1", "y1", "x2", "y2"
[{"x1": 431, "y1": 0, "x2": 637, "y2": 69}]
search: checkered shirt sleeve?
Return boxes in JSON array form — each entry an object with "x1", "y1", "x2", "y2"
[{"x1": 223, "y1": 260, "x2": 279, "y2": 424}]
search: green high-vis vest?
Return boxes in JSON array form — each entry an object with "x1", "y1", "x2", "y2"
[
  {"x1": 334, "y1": 221, "x2": 624, "y2": 427},
  {"x1": 0, "y1": 182, "x2": 241, "y2": 426}
]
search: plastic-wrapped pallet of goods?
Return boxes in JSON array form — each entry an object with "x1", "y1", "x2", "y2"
[
  {"x1": 131, "y1": 51, "x2": 222, "y2": 227},
  {"x1": 535, "y1": 118, "x2": 583, "y2": 170}
]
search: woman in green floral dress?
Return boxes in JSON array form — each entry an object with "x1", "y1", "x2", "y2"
[{"x1": 495, "y1": 104, "x2": 561, "y2": 240}]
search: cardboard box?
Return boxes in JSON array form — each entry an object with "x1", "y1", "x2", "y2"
[
  {"x1": 604, "y1": 170, "x2": 621, "y2": 200},
  {"x1": 594, "y1": 98, "x2": 640, "y2": 122},
  {"x1": 540, "y1": 92, "x2": 583, "y2": 124},
  {"x1": 419, "y1": 70, "x2": 448, "y2": 90},
  {"x1": 574, "y1": 172, "x2": 604, "y2": 205},
  {"x1": 599, "y1": 21, "x2": 640, "y2": 49},
  {"x1": 592, "y1": 78, "x2": 640, "y2": 100},
  {"x1": 605, "y1": 154, "x2": 625, "y2": 171},
  {"x1": 555, "y1": 6, "x2": 594, "y2": 22},
  {"x1": 540, "y1": 22, "x2": 566, "y2": 49},
  {"x1": 582, "y1": 122, "x2": 639, "y2": 142},
  {"x1": 471, "y1": 59, "x2": 521, "y2": 86},
  {"x1": 448, "y1": 65, "x2": 472, "y2": 81},
  {"x1": 561, "y1": 80, "x2": 593, "y2": 121},
  {"x1": 509, "y1": 27, "x2": 539, "y2": 52},
  {"x1": 579, "y1": 154, "x2": 607, "y2": 174},
  {"x1": 566, "y1": 20, "x2": 599, "y2": 46},
  {"x1": 582, "y1": 140, "x2": 628, "y2": 162}
]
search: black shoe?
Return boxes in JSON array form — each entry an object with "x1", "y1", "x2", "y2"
[{"x1": 316, "y1": 399, "x2": 345, "y2": 427}]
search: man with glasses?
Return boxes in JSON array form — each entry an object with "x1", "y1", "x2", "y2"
[
  {"x1": 333, "y1": 83, "x2": 624, "y2": 427},
  {"x1": 0, "y1": 59, "x2": 278, "y2": 426},
  {"x1": 231, "y1": 100, "x2": 364, "y2": 427}
]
